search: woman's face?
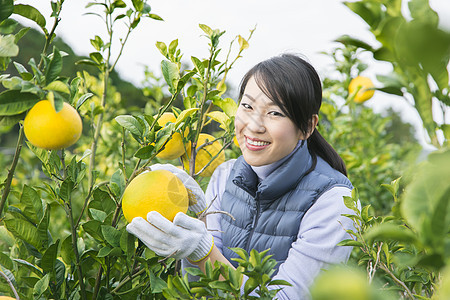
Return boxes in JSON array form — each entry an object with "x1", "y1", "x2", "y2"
[{"x1": 235, "y1": 76, "x2": 305, "y2": 166}]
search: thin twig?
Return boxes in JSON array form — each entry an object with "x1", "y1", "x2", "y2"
[
  {"x1": 0, "y1": 124, "x2": 25, "y2": 218},
  {"x1": 0, "y1": 270, "x2": 20, "y2": 299}
]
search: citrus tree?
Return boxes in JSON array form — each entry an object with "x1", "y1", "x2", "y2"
[
  {"x1": 0, "y1": 1, "x2": 266, "y2": 299},
  {"x1": 341, "y1": 0, "x2": 450, "y2": 148},
  {"x1": 310, "y1": 1, "x2": 450, "y2": 299}
]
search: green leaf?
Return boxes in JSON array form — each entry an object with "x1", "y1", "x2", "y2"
[
  {"x1": 59, "y1": 178, "x2": 74, "y2": 202},
  {"x1": 45, "y1": 47, "x2": 63, "y2": 84},
  {"x1": 337, "y1": 239, "x2": 363, "y2": 247},
  {"x1": 212, "y1": 97, "x2": 238, "y2": 117},
  {"x1": 150, "y1": 270, "x2": 167, "y2": 293},
  {"x1": 134, "y1": 144, "x2": 155, "y2": 159},
  {"x1": 14, "y1": 258, "x2": 43, "y2": 276},
  {"x1": 155, "y1": 41, "x2": 167, "y2": 57},
  {"x1": 110, "y1": 169, "x2": 125, "y2": 198},
  {"x1": 19, "y1": 184, "x2": 43, "y2": 224},
  {"x1": 191, "y1": 56, "x2": 204, "y2": 77},
  {"x1": 76, "y1": 92, "x2": 94, "y2": 109},
  {"x1": 401, "y1": 149, "x2": 450, "y2": 240},
  {"x1": 14, "y1": 61, "x2": 32, "y2": 80},
  {"x1": 97, "y1": 246, "x2": 121, "y2": 257},
  {"x1": 115, "y1": 115, "x2": 144, "y2": 136},
  {"x1": 0, "y1": 0, "x2": 14, "y2": 22},
  {"x1": 4, "y1": 213, "x2": 43, "y2": 252},
  {"x1": 0, "y1": 251, "x2": 14, "y2": 270},
  {"x1": 0, "y1": 89, "x2": 40, "y2": 116},
  {"x1": 408, "y1": 0, "x2": 439, "y2": 27},
  {"x1": 161, "y1": 60, "x2": 179, "y2": 91},
  {"x1": 207, "y1": 111, "x2": 230, "y2": 131},
  {"x1": 101, "y1": 225, "x2": 121, "y2": 247},
  {"x1": 175, "y1": 107, "x2": 198, "y2": 127},
  {"x1": 13, "y1": 4, "x2": 46, "y2": 29},
  {"x1": 0, "y1": 34, "x2": 19, "y2": 57},
  {"x1": 335, "y1": 34, "x2": 374, "y2": 51},
  {"x1": 45, "y1": 80, "x2": 70, "y2": 94},
  {"x1": 41, "y1": 240, "x2": 59, "y2": 274},
  {"x1": 365, "y1": 223, "x2": 417, "y2": 244},
  {"x1": 148, "y1": 13, "x2": 163, "y2": 21},
  {"x1": 60, "y1": 235, "x2": 76, "y2": 265},
  {"x1": 199, "y1": 24, "x2": 213, "y2": 36},
  {"x1": 33, "y1": 273, "x2": 50, "y2": 298},
  {"x1": 82, "y1": 220, "x2": 103, "y2": 241}
]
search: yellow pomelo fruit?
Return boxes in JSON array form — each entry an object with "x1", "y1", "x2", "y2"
[
  {"x1": 182, "y1": 133, "x2": 225, "y2": 177},
  {"x1": 24, "y1": 100, "x2": 82, "y2": 150},
  {"x1": 0, "y1": 297, "x2": 16, "y2": 300},
  {"x1": 348, "y1": 76, "x2": 375, "y2": 103},
  {"x1": 155, "y1": 112, "x2": 186, "y2": 160},
  {"x1": 122, "y1": 169, "x2": 189, "y2": 222}
]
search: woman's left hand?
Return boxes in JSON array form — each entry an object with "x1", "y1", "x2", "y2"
[{"x1": 126, "y1": 211, "x2": 214, "y2": 262}]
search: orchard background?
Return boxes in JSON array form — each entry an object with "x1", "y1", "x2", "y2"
[{"x1": 0, "y1": 0, "x2": 449, "y2": 299}]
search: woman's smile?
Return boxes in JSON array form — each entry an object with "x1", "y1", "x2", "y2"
[{"x1": 245, "y1": 136, "x2": 271, "y2": 151}]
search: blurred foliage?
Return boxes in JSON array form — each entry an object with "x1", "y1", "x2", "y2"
[
  {"x1": 320, "y1": 42, "x2": 421, "y2": 214},
  {"x1": 342, "y1": 0, "x2": 450, "y2": 148}
]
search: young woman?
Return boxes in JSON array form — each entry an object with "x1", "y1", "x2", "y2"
[{"x1": 127, "y1": 54, "x2": 356, "y2": 299}]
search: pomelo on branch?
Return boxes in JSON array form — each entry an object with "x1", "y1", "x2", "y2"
[
  {"x1": 182, "y1": 133, "x2": 225, "y2": 177},
  {"x1": 121, "y1": 169, "x2": 189, "y2": 222},
  {"x1": 348, "y1": 76, "x2": 375, "y2": 103},
  {"x1": 155, "y1": 112, "x2": 187, "y2": 160},
  {"x1": 0, "y1": 297, "x2": 17, "y2": 299},
  {"x1": 24, "y1": 100, "x2": 82, "y2": 150}
]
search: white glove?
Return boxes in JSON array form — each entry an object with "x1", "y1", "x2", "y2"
[
  {"x1": 151, "y1": 163, "x2": 207, "y2": 215},
  {"x1": 126, "y1": 211, "x2": 214, "y2": 262}
]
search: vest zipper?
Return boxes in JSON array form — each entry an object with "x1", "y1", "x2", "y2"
[{"x1": 245, "y1": 193, "x2": 261, "y2": 252}]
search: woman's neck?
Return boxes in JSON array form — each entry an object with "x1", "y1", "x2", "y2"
[{"x1": 250, "y1": 140, "x2": 303, "y2": 182}]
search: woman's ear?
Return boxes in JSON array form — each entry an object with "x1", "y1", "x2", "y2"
[
  {"x1": 311, "y1": 114, "x2": 319, "y2": 131},
  {"x1": 303, "y1": 114, "x2": 319, "y2": 139}
]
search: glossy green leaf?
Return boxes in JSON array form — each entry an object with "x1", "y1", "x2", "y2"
[
  {"x1": 0, "y1": 89, "x2": 39, "y2": 116},
  {"x1": 161, "y1": 60, "x2": 179, "y2": 91},
  {"x1": 115, "y1": 115, "x2": 144, "y2": 136},
  {"x1": 0, "y1": 0, "x2": 13, "y2": 22},
  {"x1": 45, "y1": 47, "x2": 62, "y2": 84},
  {"x1": 41, "y1": 240, "x2": 59, "y2": 274},
  {"x1": 101, "y1": 225, "x2": 121, "y2": 247},
  {"x1": 13, "y1": 4, "x2": 46, "y2": 29},
  {"x1": 33, "y1": 273, "x2": 50, "y2": 298},
  {"x1": 4, "y1": 213, "x2": 43, "y2": 252}
]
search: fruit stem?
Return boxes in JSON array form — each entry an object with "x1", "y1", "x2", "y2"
[{"x1": 0, "y1": 123, "x2": 25, "y2": 218}]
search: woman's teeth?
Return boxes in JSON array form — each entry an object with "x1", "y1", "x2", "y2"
[{"x1": 247, "y1": 139, "x2": 270, "y2": 146}]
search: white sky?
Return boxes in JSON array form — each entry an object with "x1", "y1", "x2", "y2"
[{"x1": 13, "y1": 0, "x2": 450, "y2": 147}]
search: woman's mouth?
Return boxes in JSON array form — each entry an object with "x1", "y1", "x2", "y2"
[{"x1": 245, "y1": 136, "x2": 271, "y2": 150}]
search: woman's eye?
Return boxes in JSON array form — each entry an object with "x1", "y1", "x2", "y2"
[
  {"x1": 269, "y1": 111, "x2": 285, "y2": 117},
  {"x1": 241, "y1": 103, "x2": 252, "y2": 109}
]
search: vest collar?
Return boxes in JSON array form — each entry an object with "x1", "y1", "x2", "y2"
[{"x1": 232, "y1": 140, "x2": 313, "y2": 201}]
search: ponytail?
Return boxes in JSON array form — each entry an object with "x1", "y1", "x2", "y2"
[{"x1": 307, "y1": 129, "x2": 347, "y2": 177}]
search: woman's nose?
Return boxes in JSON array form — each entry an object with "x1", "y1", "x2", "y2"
[{"x1": 247, "y1": 113, "x2": 266, "y2": 133}]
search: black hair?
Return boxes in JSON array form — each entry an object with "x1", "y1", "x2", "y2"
[{"x1": 238, "y1": 53, "x2": 347, "y2": 176}]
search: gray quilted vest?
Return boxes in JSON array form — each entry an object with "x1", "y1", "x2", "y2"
[{"x1": 220, "y1": 141, "x2": 353, "y2": 271}]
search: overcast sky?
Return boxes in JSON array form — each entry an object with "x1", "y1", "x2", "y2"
[{"x1": 15, "y1": 0, "x2": 450, "y2": 147}]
